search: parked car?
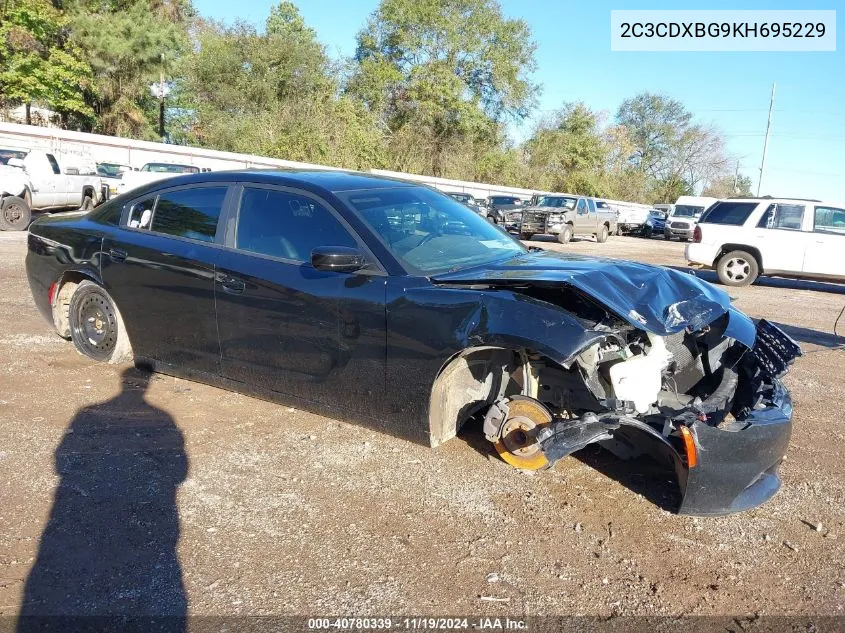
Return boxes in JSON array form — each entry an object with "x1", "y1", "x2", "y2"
[
  {"x1": 686, "y1": 197, "x2": 845, "y2": 286},
  {"x1": 25, "y1": 169, "x2": 800, "y2": 516},
  {"x1": 446, "y1": 191, "x2": 484, "y2": 215},
  {"x1": 519, "y1": 194, "x2": 618, "y2": 243},
  {"x1": 641, "y1": 209, "x2": 668, "y2": 237},
  {"x1": 485, "y1": 195, "x2": 523, "y2": 224},
  {"x1": 665, "y1": 196, "x2": 718, "y2": 241},
  {"x1": 115, "y1": 162, "x2": 205, "y2": 196},
  {"x1": 0, "y1": 149, "x2": 107, "y2": 231},
  {"x1": 614, "y1": 203, "x2": 651, "y2": 235}
]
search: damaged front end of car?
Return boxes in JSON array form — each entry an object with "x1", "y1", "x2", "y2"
[{"x1": 434, "y1": 261, "x2": 801, "y2": 516}]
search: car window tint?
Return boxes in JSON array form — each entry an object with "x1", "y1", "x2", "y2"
[
  {"x1": 814, "y1": 206, "x2": 845, "y2": 235},
  {"x1": 756, "y1": 203, "x2": 805, "y2": 231},
  {"x1": 150, "y1": 187, "x2": 227, "y2": 242},
  {"x1": 46, "y1": 154, "x2": 61, "y2": 174},
  {"x1": 577, "y1": 199, "x2": 587, "y2": 213},
  {"x1": 699, "y1": 201, "x2": 757, "y2": 225},
  {"x1": 236, "y1": 187, "x2": 356, "y2": 262},
  {"x1": 587, "y1": 199, "x2": 596, "y2": 213},
  {"x1": 127, "y1": 195, "x2": 157, "y2": 229}
]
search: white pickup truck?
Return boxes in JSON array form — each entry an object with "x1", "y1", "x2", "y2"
[
  {"x1": 115, "y1": 162, "x2": 206, "y2": 196},
  {"x1": 0, "y1": 149, "x2": 107, "y2": 231}
]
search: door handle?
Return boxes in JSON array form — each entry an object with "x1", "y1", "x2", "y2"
[
  {"x1": 108, "y1": 248, "x2": 127, "y2": 262},
  {"x1": 220, "y1": 276, "x2": 246, "y2": 295}
]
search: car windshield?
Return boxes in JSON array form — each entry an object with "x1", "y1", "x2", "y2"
[
  {"x1": 536, "y1": 196, "x2": 577, "y2": 209},
  {"x1": 140, "y1": 163, "x2": 200, "y2": 174},
  {"x1": 449, "y1": 193, "x2": 472, "y2": 203},
  {"x1": 0, "y1": 149, "x2": 27, "y2": 165},
  {"x1": 674, "y1": 205, "x2": 705, "y2": 218},
  {"x1": 97, "y1": 163, "x2": 126, "y2": 177},
  {"x1": 344, "y1": 187, "x2": 526, "y2": 275},
  {"x1": 490, "y1": 196, "x2": 520, "y2": 205}
]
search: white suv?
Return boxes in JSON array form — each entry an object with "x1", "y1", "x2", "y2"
[{"x1": 685, "y1": 198, "x2": 845, "y2": 286}]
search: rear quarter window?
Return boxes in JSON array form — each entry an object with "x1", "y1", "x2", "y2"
[{"x1": 699, "y1": 201, "x2": 757, "y2": 226}]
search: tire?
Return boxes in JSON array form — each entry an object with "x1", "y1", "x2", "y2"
[
  {"x1": 614, "y1": 226, "x2": 622, "y2": 236},
  {"x1": 716, "y1": 250, "x2": 759, "y2": 287},
  {"x1": 596, "y1": 224, "x2": 609, "y2": 243},
  {"x1": 0, "y1": 196, "x2": 32, "y2": 231},
  {"x1": 68, "y1": 280, "x2": 133, "y2": 363},
  {"x1": 556, "y1": 224, "x2": 573, "y2": 244},
  {"x1": 487, "y1": 215, "x2": 498, "y2": 224},
  {"x1": 80, "y1": 194, "x2": 94, "y2": 211},
  {"x1": 520, "y1": 233, "x2": 534, "y2": 241}
]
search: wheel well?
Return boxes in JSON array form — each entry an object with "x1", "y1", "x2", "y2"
[
  {"x1": 81, "y1": 185, "x2": 95, "y2": 201},
  {"x1": 427, "y1": 347, "x2": 520, "y2": 447},
  {"x1": 714, "y1": 244, "x2": 763, "y2": 273},
  {"x1": 52, "y1": 271, "x2": 99, "y2": 338}
]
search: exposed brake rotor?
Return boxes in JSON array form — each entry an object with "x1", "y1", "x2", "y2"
[{"x1": 493, "y1": 396, "x2": 553, "y2": 471}]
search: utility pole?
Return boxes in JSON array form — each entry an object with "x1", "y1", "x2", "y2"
[
  {"x1": 757, "y1": 82, "x2": 776, "y2": 197},
  {"x1": 733, "y1": 160, "x2": 739, "y2": 194},
  {"x1": 158, "y1": 53, "x2": 166, "y2": 143}
]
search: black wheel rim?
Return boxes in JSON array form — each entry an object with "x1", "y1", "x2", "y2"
[{"x1": 73, "y1": 291, "x2": 117, "y2": 358}]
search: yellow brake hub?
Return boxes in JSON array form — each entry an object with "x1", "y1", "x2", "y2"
[{"x1": 493, "y1": 397, "x2": 552, "y2": 471}]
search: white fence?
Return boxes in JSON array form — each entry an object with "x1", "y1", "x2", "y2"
[{"x1": 0, "y1": 122, "x2": 552, "y2": 200}]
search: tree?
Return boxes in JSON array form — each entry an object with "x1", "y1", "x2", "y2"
[
  {"x1": 67, "y1": 0, "x2": 191, "y2": 138},
  {"x1": 0, "y1": 0, "x2": 94, "y2": 126},
  {"x1": 616, "y1": 92, "x2": 731, "y2": 202},
  {"x1": 349, "y1": 0, "x2": 538, "y2": 177},
  {"x1": 176, "y1": 5, "x2": 385, "y2": 169},
  {"x1": 523, "y1": 102, "x2": 608, "y2": 195},
  {"x1": 703, "y1": 173, "x2": 753, "y2": 198}
]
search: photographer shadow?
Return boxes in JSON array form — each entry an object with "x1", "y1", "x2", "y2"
[{"x1": 18, "y1": 368, "x2": 187, "y2": 632}]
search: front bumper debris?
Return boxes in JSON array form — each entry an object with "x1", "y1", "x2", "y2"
[{"x1": 484, "y1": 320, "x2": 802, "y2": 516}]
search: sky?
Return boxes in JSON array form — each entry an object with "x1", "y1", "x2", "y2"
[{"x1": 192, "y1": 0, "x2": 845, "y2": 202}]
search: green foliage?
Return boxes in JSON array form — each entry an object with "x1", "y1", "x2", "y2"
[
  {"x1": 616, "y1": 92, "x2": 731, "y2": 201},
  {"x1": 0, "y1": 0, "x2": 94, "y2": 123},
  {"x1": 349, "y1": 0, "x2": 538, "y2": 177},
  {"x1": 3, "y1": 0, "x2": 743, "y2": 204},
  {"x1": 703, "y1": 173, "x2": 753, "y2": 198},
  {"x1": 68, "y1": 0, "x2": 189, "y2": 138},
  {"x1": 523, "y1": 103, "x2": 608, "y2": 195},
  {"x1": 175, "y1": 9, "x2": 385, "y2": 170}
]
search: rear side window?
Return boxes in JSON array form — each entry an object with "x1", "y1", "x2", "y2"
[
  {"x1": 756, "y1": 203, "x2": 805, "y2": 230},
  {"x1": 699, "y1": 201, "x2": 757, "y2": 225},
  {"x1": 150, "y1": 187, "x2": 227, "y2": 242},
  {"x1": 236, "y1": 187, "x2": 357, "y2": 263},
  {"x1": 814, "y1": 206, "x2": 845, "y2": 235},
  {"x1": 46, "y1": 154, "x2": 61, "y2": 175}
]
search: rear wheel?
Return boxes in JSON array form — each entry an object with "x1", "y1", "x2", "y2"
[
  {"x1": 0, "y1": 196, "x2": 31, "y2": 231},
  {"x1": 717, "y1": 250, "x2": 759, "y2": 287},
  {"x1": 80, "y1": 194, "x2": 95, "y2": 211},
  {"x1": 557, "y1": 224, "x2": 573, "y2": 244},
  {"x1": 68, "y1": 280, "x2": 133, "y2": 363},
  {"x1": 596, "y1": 224, "x2": 609, "y2": 243},
  {"x1": 520, "y1": 232, "x2": 534, "y2": 241}
]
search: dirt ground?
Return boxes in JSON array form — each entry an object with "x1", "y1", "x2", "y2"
[{"x1": 1, "y1": 230, "x2": 844, "y2": 619}]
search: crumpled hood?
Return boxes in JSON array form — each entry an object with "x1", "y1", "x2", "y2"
[{"x1": 432, "y1": 250, "x2": 732, "y2": 336}]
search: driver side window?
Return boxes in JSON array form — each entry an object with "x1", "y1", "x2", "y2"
[{"x1": 236, "y1": 187, "x2": 357, "y2": 263}]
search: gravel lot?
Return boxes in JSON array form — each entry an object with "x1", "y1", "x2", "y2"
[{"x1": 1, "y1": 230, "x2": 844, "y2": 619}]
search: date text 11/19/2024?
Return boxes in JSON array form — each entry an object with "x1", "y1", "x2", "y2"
[{"x1": 307, "y1": 618, "x2": 528, "y2": 630}]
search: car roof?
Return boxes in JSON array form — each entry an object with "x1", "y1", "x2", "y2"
[{"x1": 121, "y1": 169, "x2": 421, "y2": 198}]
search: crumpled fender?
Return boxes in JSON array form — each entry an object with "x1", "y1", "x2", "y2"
[{"x1": 448, "y1": 289, "x2": 610, "y2": 366}]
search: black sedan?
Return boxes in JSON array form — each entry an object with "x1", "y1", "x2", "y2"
[{"x1": 26, "y1": 170, "x2": 801, "y2": 515}]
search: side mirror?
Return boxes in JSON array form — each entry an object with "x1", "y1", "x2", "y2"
[
  {"x1": 7, "y1": 158, "x2": 25, "y2": 168},
  {"x1": 311, "y1": 246, "x2": 367, "y2": 273},
  {"x1": 65, "y1": 167, "x2": 79, "y2": 175}
]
